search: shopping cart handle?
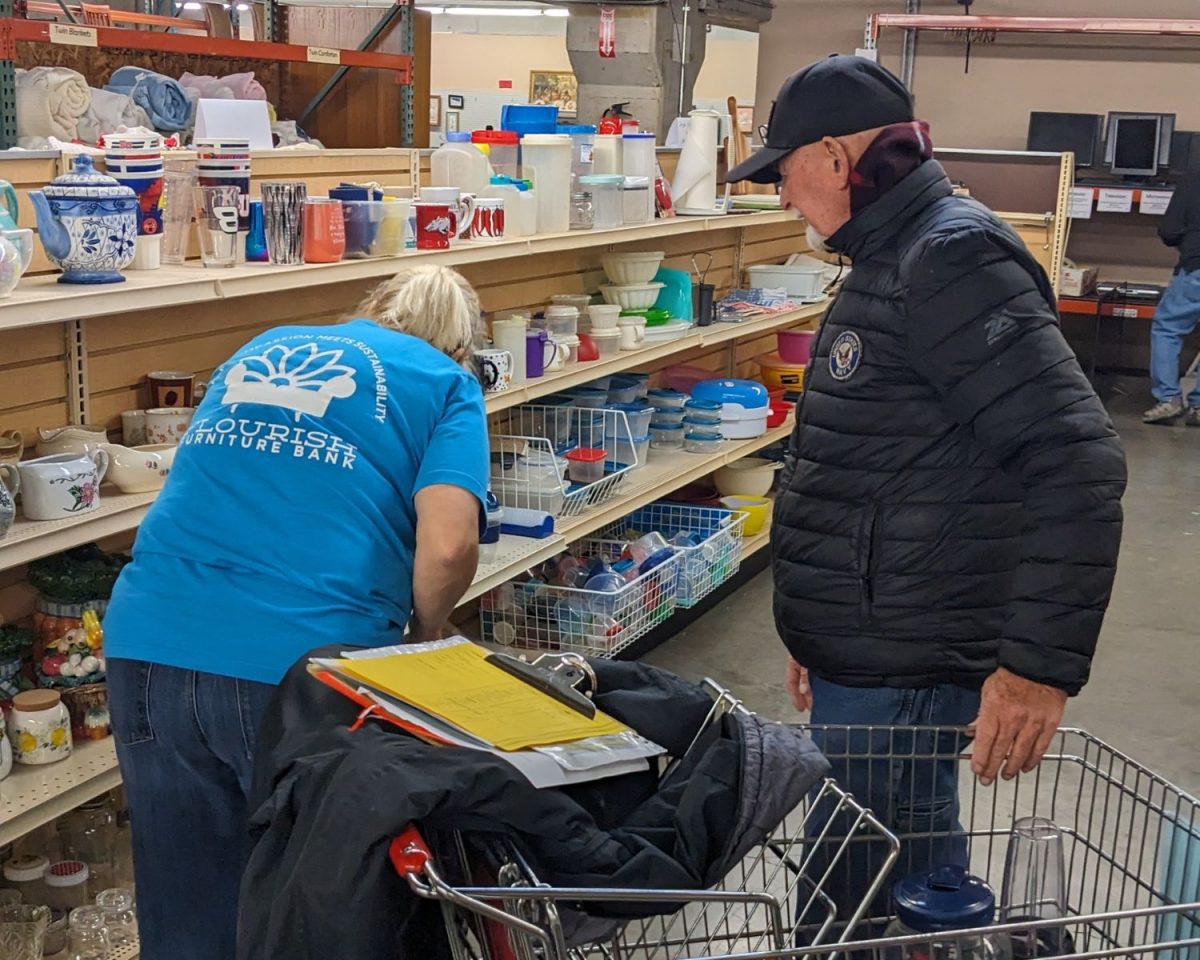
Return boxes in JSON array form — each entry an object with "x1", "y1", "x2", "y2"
[{"x1": 389, "y1": 827, "x2": 432, "y2": 878}]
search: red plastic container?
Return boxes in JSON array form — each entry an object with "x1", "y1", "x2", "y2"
[
  {"x1": 566, "y1": 447, "x2": 607, "y2": 484},
  {"x1": 777, "y1": 329, "x2": 816, "y2": 364},
  {"x1": 767, "y1": 399, "x2": 794, "y2": 428}
]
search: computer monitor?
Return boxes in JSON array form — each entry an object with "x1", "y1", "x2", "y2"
[
  {"x1": 1026, "y1": 112, "x2": 1103, "y2": 167},
  {"x1": 1170, "y1": 131, "x2": 1200, "y2": 175},
  {"x1": 1105, "y1": 112, "x2": 1176, "y2": 175}
]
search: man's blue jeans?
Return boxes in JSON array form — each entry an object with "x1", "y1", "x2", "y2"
[
  {"x1": 800, "y1": 676, "x2": 981, "y2": 936},
  {"x1": 1150, "y1": 269, "x2": 1200, "y2": 406},
  {"x1": 108, "y1": 658, "x2": 276, "y2": 960}
]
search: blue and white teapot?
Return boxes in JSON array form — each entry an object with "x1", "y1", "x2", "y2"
[{"x1": 30, "y1": 155, "x2": 138, "y2": 284}]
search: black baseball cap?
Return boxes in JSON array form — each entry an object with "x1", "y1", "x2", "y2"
[{"x1": 726, "y1": 54, "x2": 914, "y2": 185}]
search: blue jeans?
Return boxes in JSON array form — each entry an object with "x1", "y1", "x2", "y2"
[
  {"x1": 1150, "y1": 269, "x2": 1200, "y2": 406},
  {"x1": 800, "y1": 676, "x2": 981, "y2": 937},
  {"x1": 108, "y1": 658, "x2": 275, "y2": 960}
]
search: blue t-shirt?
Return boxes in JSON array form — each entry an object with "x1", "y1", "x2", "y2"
[{"x1": 103, "y1": 320, "x2": 489, "y2": 684}]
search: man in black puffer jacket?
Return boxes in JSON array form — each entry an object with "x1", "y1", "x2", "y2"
[{"x1": 728, "y1": 55, "x2": 1126, "y2": 916}]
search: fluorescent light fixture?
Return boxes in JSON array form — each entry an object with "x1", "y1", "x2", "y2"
[
  {"x1": 235, "y1": 2, "x2": 250, "y2": 8},
  {"x1": 444, "y1": 6, "x2": 543, "y2": 15},
  {"x1": 182, "y1": 2, "x2": 201, "y2": 9},
  {"x1": 543, "y1": 7, "x2": 568, "y2": 15}
]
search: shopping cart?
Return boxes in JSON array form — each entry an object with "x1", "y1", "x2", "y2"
[{"x1": 390, "y1": 681, "x2": 1200, "y2": 960}]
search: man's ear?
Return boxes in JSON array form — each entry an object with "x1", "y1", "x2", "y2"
[{"x1": 823, "y1": 136, "x2": 851, "y2": 183}]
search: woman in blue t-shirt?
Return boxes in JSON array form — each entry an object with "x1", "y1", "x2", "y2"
[{"x1": 103, "y1": 265, "x2": 491, "y2": 960}]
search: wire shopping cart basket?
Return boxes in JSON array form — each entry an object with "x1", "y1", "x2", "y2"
[{"x1": 389, "y1": 682, "x2": 1200, "y2": 960}]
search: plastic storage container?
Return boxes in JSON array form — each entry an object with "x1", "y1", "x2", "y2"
[
  {"x1": 603, "y1": 433, "x2": 650, "y2": 469},
  {"x1": 622, "y1": 176, "x2": 652, "y2": 225},
  {"x1": 692, "y1": 378, "x2": 771, "y2": 439},
  {"x1": 648, "y1": 388, "x2": 688, "y2": 410},
  {"x1": 683, "y1": 399, "x2": 723, "y2": 423},
  {"x1": 683, "y1": 430, "x2": 723, "y2": 455},
  {"x1": 593, "y1": 134, "x2": 623, "y2": 175},
  {"x1": 682, "y1": 415, "x2": 722, "y2": 433},
  {"x1": 622, "y1": 133, "x2": 656, "y2": 221},
  {"x1": 579, "y1": 174, "x2": 623, "y2": 229},
  {"x1": 589, "y1": 328, "x2": 621, "y2": 357},
  {"x1": 746, "y1": 261, "x2": 825, "y2": 299},
  {"x1": 566, "y1": 447, "x2": 607, "y2": 484},
  {"x1": 649, "y1": 422, "x2": 684, "y2": 449},
  {"x1": 587, "y1": 303, "x2": 622, "y2": 330},
  {"x1": 520, "y1": 134, "x2": 573, "y2": 235},
  {"x1": 567, "y1": 386, "x2": 610, "y2": 409},
  {"x1": 756, "y1": 353, "x2": 807, "y2": 391},
  {"x1": 651, "y1": 408, "x2": 686, "y2": 427},
  {"x1": 607, "y1": 376, "x2": 641, "y2": 403},
  {"x1": 501, "y1": 103, "x2": 559, "y2": 136},
  {"x1": 606, "y1": 403, "x2": 653, "y2": 436},
  {"x1": 472, "y1": 130, "x2": 519, "y2": 179},
  {"x1": 541, "y1": 304, "x2": 579, "y2": 336},
  {"x1": 482, "y1": 177, "x2": 533, "y2": 237},
  {"x1": 431, "y1": 132, "x2": 492, "y2": 195},
  {"x1": 559, "y1": 124, "x2": 596, "y2": 180}
]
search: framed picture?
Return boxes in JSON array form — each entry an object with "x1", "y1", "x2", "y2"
[
  {"x1": 446, "y1": 111, "x2": 460, "y2": 133},
  {"x1": 448, "y1": 94, "x2": 465, "y2": 110},
  {"x1": 429, "y1": 95, "x2": 442, "y2": 127},
  {"x1": 528, "y1": 70, "x2": 577, "y2": 119},
  {"x1": 736, "y1": 105, "x2": 755, "y2": 133}
]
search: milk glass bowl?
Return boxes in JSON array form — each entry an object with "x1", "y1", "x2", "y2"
[{"x1": 0, "y1": 228, "x2": 34, "y2": 299}]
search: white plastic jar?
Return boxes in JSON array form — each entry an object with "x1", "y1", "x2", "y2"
[{"x1": 519, "y1": 134, "x2": 573, "y2": 235}]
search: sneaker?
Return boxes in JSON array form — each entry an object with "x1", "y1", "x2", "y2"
[
  {"x1": 1143, "y1": 397, "x2": 1185, "y2": 424},
  {"x1": 1186, "y1": 407, "x2": 1200, "y2": 428}
]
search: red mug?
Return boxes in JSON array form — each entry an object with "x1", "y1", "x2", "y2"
[{"x1": 415, "y1": 202, "x2": 456, "y2": 250}]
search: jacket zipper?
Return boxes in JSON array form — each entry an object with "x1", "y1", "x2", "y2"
[{"x1": 859, "y1": 502, "x2": 881, "y2": 627}]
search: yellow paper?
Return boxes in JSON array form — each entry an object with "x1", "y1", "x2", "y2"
[{"x1": 332, "y1": 643, "x2": 627, "y2": 751}]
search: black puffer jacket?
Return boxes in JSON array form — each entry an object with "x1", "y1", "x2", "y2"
[{"x1": 773, "y1": 160, "x2": 1126, "y2": 695}]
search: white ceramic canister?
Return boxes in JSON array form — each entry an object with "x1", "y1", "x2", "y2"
[{"x1": 9, "y1": 689, "x2": 73, "y2": 765}]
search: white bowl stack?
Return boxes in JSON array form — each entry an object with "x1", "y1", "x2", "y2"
[{"x1": 600, "y1": 250, "x2": 666, "y2": 309}]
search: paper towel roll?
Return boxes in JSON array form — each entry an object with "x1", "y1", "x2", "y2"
[{"x1": 671, "y1": 109, "x2": 721, "y2": 215}]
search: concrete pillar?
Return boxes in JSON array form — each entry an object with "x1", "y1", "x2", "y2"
[{"x1": 564, "y1": 1, "x2": 708, "y2": 139}]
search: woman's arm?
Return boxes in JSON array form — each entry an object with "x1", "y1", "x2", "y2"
[{"x1": 409, "y1": 484, "x2": 480, "y2": 641}]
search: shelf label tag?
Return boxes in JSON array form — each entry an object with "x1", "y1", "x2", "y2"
[
  {"x1": 1067, "y1": 187, "x2": 1093, "y2": 220},
  {"x1": 1112, "y1": 306, "x2": 1139, "y2": 319},
  {"x1": 1140, "y1": 190, "x2": 1172, "y2": 216},
  {"x1": 306, "y1": 46, "x2": 342, "y2": 65},
  {"x1": 1097, "y1": 188, "x2": 1133, "y2": 214},
  {"x1": 49, "y1": 23, "x2": 98, "y2": 47}
]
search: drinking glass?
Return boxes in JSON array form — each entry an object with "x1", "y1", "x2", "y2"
[
  {"x1": 95, "y1": 888, "x2": 136, "y2": 947},
  {"x1": 160, "y1": 169, "x2": 196, "y2": 264},
  {"x1": 66, "y1": 905, "x2": 109, "y2": 960},
  {"x1": 0, "y1": 903, "x2": 51, "y2": 960},
  {"x1": 260, "y1": 181, "x2": 307, "y2": 265},
  {"x1": 193, "y1": 185, "x2": 240, "y2": 269},
  {"x1": 1000, "y1": 816, "x2": 1069, "y2": 959}
]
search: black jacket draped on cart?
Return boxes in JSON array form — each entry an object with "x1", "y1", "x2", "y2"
[
  {"x1": 237, "y1": 650, "x2": 831, "y2": 960},
  {"x1": 772, "y1": 159, "x2": 1127, "y2": 695}
]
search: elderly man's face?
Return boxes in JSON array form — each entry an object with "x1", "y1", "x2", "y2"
[{"x1": 777, "y1": 136, "x2": 856, "y2": 241}]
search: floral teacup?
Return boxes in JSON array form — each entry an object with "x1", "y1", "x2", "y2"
[
  {"x1": 145, "y1": 407, "x2": 196, "y2": 445},
  {"x1": 17, "y1": 451, "x2": 109, "y2": 520}
]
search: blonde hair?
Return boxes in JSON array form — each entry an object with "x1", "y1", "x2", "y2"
[{"x1": 354, "y1": 265, "x2": 482, "y2": 367}]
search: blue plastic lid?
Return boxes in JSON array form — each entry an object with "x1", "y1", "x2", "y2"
[
  {"x1": 445, "y1": 132, "x2": 471, "y2": 143},
  {"x1": 682, "y1": 416, "x2": 721, "y2": 427},
  {"x1": 638, "y1": 547, "x2": 676, "y2": 575},
  {"x1": 490, "y1": 174, "x2": 518, "y2": 186},
  {"x1": 685, "y1": 430, "x2": 722, "y2": 442},
  {"x1": 612, "y1": 558, "x2": 636, "y2": 575},
  {"x1": 584, "y1": 570, "x2": 625, "y2": 593},
  {"x1": 684, "y1": 399, "x2": 722, "y2": 413},
  {"x1": 622, "y1": 132, "x2": 655, "y2": 139},
  {"x1": 606, "y1": 402, "x2": 652, "y2": 414},
  {"x1": 691, "y1": 378, "x2": 770, "y2": 409},
  {"x1": 892, "y1": 866, "x2": 995, "y2": 933},
  {"x1": 649, "y1": 388, "x2": 686, "y2": 399},
  {"x1": 649, "y1": 423, "x2": 684, "y2": 433},
  {"x1": 558, "y1": 124, "x2": 597, "y2": 134}
]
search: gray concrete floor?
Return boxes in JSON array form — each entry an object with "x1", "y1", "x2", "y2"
[{"x1": 646, "y1": 379, "x2": 1200, "y2": 794}]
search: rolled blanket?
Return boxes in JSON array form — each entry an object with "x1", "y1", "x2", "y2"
[
  {"x1": 15, "y1": 67, "x2": 91, "y2": 141},
  {"x1": 178, "y1": 71, "x2": 267, "y2": 101},
  {"x1": 105, "y1": 66, "x2": 192, "y2": 132},
  {"x1": 77, "y1": 88, "x2": 152, "y2": 145}
]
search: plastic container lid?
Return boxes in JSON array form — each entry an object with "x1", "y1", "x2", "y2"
[
  {"x1": 892, "y1": 866, "x2": 995, "y2": 932},
  {"x1": 566, "y1": 447, "x2": 606, "y2": 463},
  {"x1": 684, "y1": 399, "x2": 722, "y2": 413},
  {"x1": 558, "y1": 124, "x2": 598, "y2": 134},
  {"x1": 649, "y1": 388, "x2": 686, "y2": 401},
  {"x1": 445, "y1": 131, "x2": 471, "y2": 143},
  {"x1": 607, "y1": 402, "x2": 651, "y2": 414},
  {"x1": 4, "y1": 854, "x2": 49, "y2": 883},
  {"x1": 520, "y1": 133, "x2": 572, "y2": 145},
  {"x1": 545, "y1": 304, "x2": 580, "y2": 319},
  {"x1": 683, "y1": 416, "x2": 721, "y2": 428},
  {"x1": 649, "y1": 422, "x2": 684, "y2": 434},
  {"x1": 44, "y1": 861, "x2": 90, "y2": 887},
  {"x1": 684, "y1": 430, "x2": 722, "y2": 442},
  {"x1": 579, "y1": 174, "x2": 625, "y2": 186},
  {"x1": 622, "y1": 132, "x2": 656, "y2": 140},
  {"x1": 623, "y1": 176, "x2": 651, "y2": 189},
  {"x1": 590, "y1": 328, "x2": 621, "y2": 341},
  {"x1": 692, "y1": 378, "x2": 771, "y2": 409},
  {"x1": 475, "y1": 130, "x2": 519, "y2": 145}
]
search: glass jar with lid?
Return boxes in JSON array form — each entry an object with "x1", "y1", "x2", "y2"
[
  {"x1": 95, "y1": 888, "x2": 136, "y2": 947},
  {"x1": 884, "y1": 865, "x2": 1011, "y2": 960},
  {"x1": 569, "y1": 190, "x2": 594, "y2": 231},
  {"x1": 66, "y1": 904, "x2": 110, "y2": 960},
  {"x1": 42, "y1": 861, "x2": 89, "y2": 915},
  {"x1": 57, "y1": 795, "x2": 116, "y2": 897},
  {"x1": 2, "y1": 854, "x2": 49, "y2": 907}
]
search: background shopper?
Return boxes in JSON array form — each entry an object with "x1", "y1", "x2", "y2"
[{"x1": 102, "y1": 264, "x2": 490, "y2": 960}]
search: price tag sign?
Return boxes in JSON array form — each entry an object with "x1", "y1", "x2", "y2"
[
  {"x1": 306, "y1": 46, "x2": 342, "y2": 65},
  {"x1": 1140, "y1": 190, "x2": 1173, "y2": 215},
  {"x1": 49, "y1": 23, "x2": 98, "y2": 47},
  {"x1": 1097, "y1": 188, "x2": 1134, "y2": 214},
  {"x1": 1067, "y1": 187, "x2": 1093, "y2": 220}
]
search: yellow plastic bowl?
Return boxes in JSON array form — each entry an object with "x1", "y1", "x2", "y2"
[
  {"x1": 720, "y1": 495, "x2": 772, "y2": 536},
  {"x1": 756, "y1": 353, "x2": 806, "y2": 391}
]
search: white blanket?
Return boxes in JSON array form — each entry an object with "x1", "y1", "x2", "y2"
[
  {"x1": 77, "y1": 88, "x2": 153, "y2": 145},
  {"x1": 15, "y1": 66, "x2": 91, "y2": 141}
]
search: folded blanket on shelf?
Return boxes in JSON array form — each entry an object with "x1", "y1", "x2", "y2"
[
  {"x1": 15, "y1": 67, "x2": 92, "y2": 141},
  {"x1": 105, "y1": 66, "x2": 193, "y2": 132},
  {"x1": 77, "y1": 88, "x2": 153, "y2": 145},
  {"x1": 179, "y1": 71, "x2": 268, "y2": 101}
]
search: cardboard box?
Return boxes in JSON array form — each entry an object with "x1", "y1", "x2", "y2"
[{"x1": 1060, "y1": 265, "x2": 1100, "y2": 298}]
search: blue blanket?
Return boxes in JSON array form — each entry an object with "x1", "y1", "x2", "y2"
[{"x1": 105, "y1": 66, "x2": 192, "y2": 132}]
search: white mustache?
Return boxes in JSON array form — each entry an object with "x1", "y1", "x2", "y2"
[{"x1": 805, "y1": 223, "x2": 831, "y2": 254}]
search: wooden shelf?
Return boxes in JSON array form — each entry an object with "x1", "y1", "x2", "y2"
[
  {"x1": 0, "y1": 210, "x2": 798, "y2": 333},
  {"x1": 740, "y1": 524, "x2": 772, "y2": 561},
  {"x1": 0, "y1": 738, "x2": 122, "y2": 846},
  {"x1": 0, "y1": 493, "x2": 155, "y2": 573}
]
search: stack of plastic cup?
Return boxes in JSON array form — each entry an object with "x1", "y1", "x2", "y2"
[
  {"x1": 103, "y1": 133, "x2": 164, "y2": 269},
  {"x1": 195, "y1": 138, "x2": 251, "y2": 260}
]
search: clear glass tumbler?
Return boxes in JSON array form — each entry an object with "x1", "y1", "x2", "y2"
[
  {"x1": 193, "y1": 185, "x2": 241, "y2": 269},
  {"x1": 160, "y1": 169, "x2": 196, "y2": 264},
  {"x1": 95, "y1": 888, "x2": 136, "y2": 947},
  {"x1": 66, "y1": 905, "x2": 109, "y2": 960},
  {"x1": 1000, "y1": 816, "x2": 1069, "y2": 959},
  {"x1": 0, "y1": 903, "x2": 51, "y2": 960}
]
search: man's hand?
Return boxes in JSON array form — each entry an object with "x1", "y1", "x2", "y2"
[
  {"x1": 969, "y1": 668, "x2": 1067, "y2": 786},
  {"x1": 786, "y1": 658, "x2": 812, "y2": 713}
]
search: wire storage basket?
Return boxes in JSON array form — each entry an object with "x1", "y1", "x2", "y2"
[
  {"x1": 491, "y1": 405, "x2": 636, "y2": 519},
  {"x1": 479, "y1": 534, "x2": 683, "y2": 657},
  {"x1": 592, "y1": 502, "x2": 747, "y2": 608},
  {"x1": 393, "y1": 717, "x2": 1200, "y2": 960}
]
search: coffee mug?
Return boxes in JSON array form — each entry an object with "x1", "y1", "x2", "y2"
[
  {"x1": 418, "y1": 188, "x2": 475, "y2": 241},
  {"x1": 476, "y1": 348, "x2": 513, "y2": 393},
  {"x1": 619, "y1": 325, "x2": 639, "y2": 350},
  {"x1": 148, "y1": 371, "x2": 205, "y2": 408},
  {"x1": 121, "y1": 410, "x2": 147, "y2": 446},
  {"x1": 415, "y1": 202, "x2": 455, "y2": 251},
  {"x1": 18, "y1": 451, "x2": 109, "y2": 520},
  {"x1": 145, "y1": 407, "x2": 196, "y2": 445},
  {"x1": 303, "y1": 199, "x2": 346, "y2": 263},
  {"x1": 524, "y1": 329, "x2": 568, "y2": 379},
  {"x1": 469, "y1": 198, "x2": 506, "y2": 242}
]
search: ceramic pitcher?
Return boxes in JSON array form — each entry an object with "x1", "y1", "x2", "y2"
[
  {"x1": 36, "y1": 424, "x2": 108, "y2": 457},
  {"x1": 0, "y1": 430, "x2": 23, "y2": 465},
  {"x1": 17, "y1": 451, "x2": 109, "y2": 521},
  {"x1": 29, "y1": 155, "x2": 137, "y2": 284}
]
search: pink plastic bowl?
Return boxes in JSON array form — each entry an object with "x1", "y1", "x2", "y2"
[{"x1": 777, "y1": 329, "x2": 816, "y2": 365}]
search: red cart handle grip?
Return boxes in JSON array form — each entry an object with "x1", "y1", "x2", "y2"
[{"x1": 389, "y1": 826, "x2": 432, "y2": 877}]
